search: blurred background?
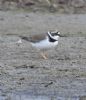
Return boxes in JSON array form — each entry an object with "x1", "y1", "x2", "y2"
[{"x1": 0, "y1": 0, "x2": 86, "y2": 13}]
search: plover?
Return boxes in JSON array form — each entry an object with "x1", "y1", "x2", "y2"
[{"x1": 20, "y1": 30, "x2": 62, "y2": 59}]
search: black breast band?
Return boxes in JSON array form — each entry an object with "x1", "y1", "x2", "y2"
[{"x1": 47, "y1": 33, "x2": 57, "y2": 42}]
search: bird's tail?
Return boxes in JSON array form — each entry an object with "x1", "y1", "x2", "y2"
[{"x1": 19, "y1": 36, "x2": 30, "y2": 41}]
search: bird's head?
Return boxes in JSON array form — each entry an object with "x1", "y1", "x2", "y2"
[{"x1": 47, "y1": 30, "x2": 62, "y2": 41}]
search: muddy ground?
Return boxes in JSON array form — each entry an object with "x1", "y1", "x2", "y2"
[{"x1": 0, "y1": 11, "x2": 86, "y2": 100}]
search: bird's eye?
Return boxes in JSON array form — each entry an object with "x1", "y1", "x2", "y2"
[{"x1": 50, "y1": 30, "x2": 60, "y2": 36}]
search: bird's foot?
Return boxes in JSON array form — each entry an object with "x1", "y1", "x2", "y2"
[{"x1": 40, "y1": 52, "x2": 48, "y2": 59}]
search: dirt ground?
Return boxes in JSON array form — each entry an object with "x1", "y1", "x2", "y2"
[{"x1": 0, "y1": 11, "x2": 86, "y2": 100}]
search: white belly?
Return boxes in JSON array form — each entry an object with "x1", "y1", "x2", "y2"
[{"x1": 31, "y1": 39, "x2": 58, "y2": 50}]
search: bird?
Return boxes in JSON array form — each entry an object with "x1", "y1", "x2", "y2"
[{"x1": 19, "y1": 30, "x2": 62, "y2": 59}]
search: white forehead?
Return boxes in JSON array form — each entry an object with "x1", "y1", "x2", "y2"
[{"x1": 57, "y1": 31, "x2": 60, "y2": 34}]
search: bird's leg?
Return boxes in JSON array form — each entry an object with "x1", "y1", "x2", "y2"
[{"x1": 40, "y1": 52, "x2": 48, "y2": 59}]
